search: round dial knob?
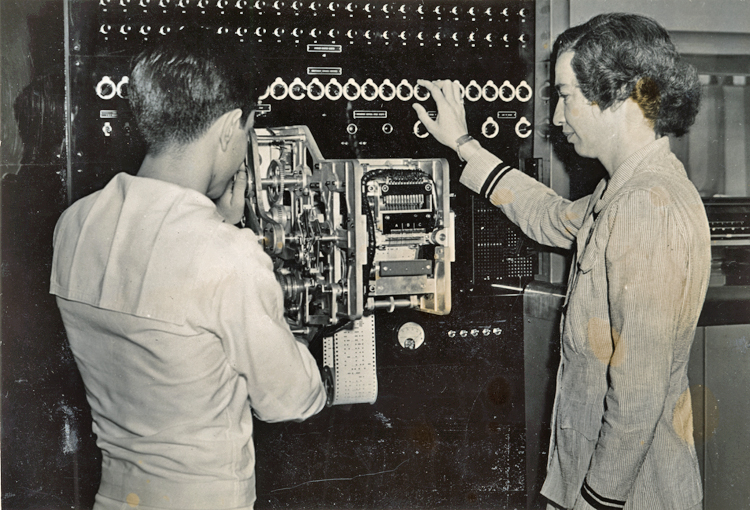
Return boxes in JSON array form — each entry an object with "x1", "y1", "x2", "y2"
[{"x1": 397, "y1": 322, "x2": 425, "y2": 350}]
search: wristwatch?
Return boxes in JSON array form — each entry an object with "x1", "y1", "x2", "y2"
[{"x1": 455, "y1": 134, "x2": 474, "y2": 162}]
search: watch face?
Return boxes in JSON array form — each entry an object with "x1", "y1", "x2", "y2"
[{"x1": 397, "y1": 321, "x2": 425, "y2": 350}]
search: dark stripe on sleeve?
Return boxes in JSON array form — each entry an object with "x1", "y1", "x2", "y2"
[
  {"x1": 580, "y1": 480, "x2": 626, "y2": 510},
  {"x1": 480, "y1": 164, "x2": 512, "y2": 199}
]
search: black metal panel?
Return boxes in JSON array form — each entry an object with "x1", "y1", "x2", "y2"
[
  {"x1": 64, "y1": 1, "x2": 536, "y2": 507},
  {"x1": 255, "y1": 295, "x2": 526, "y2": 509}
]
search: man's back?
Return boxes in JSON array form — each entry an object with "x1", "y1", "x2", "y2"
[{"x1": 51, "y1": 173, "x2": 326, "y2": 510}]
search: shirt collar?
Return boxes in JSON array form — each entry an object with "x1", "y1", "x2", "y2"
[{"x1": 594, "y1": 137, "x2": 671, "y2": 214}]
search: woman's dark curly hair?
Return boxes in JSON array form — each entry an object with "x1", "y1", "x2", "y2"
[{"x1": 553, "y1": 13, "x2": 701, "y2": 137}]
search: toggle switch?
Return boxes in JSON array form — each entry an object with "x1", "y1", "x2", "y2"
[
  {"x1": 482, "y1": 80, "x2": 499, "y2": 102},
  {"x1": 482, "y1": 117, "x2": 499, "y2": 138},
  {"x1": 413, "y1": 120, "x2": 429, "y2": 138},
  {"x1": 270, "y1": 77, "x2": 289, "y2": 100},
  {"x1": 396, "y1": 79, "x2": 413, "y2": 101},
  {"x1": 96, "y1": 76, "x2": 117, "y2": 100},
  {"x1": 499, "y1": 80, "x2": 516, "y2": 102},
  {"x1": 465, "y1": 80, "x2": 482, "y2": 102},
  {"x1": 515, "y1": 117, "x2": 532, "y2": 138},
  {"x1": 325, "y1": 78, "x2": 343, "y2": 100},
  {"x1": 288, "y1": 77, "x2": 307, "y2": 100},
  {"x1": 361, "y1": 78, "x2": 378, "y2": 101},
  {"x1": 414, "y1": 82, "x2": 430, "y2": 101},
  {"x1": 307, "y1": 77, "x2": 324, "y2": 100},
  {"x1": 257, "y1": 85, "x2": 271, "y2": 101},
  {"x1": 343, "y1": 78, "x2": 361, "y2": 101},
  {"x1": 116, "y1": 76, "x2": 129, "y2": 98},
  {"x1": 379, "y1": 79, "x2": 396, "y2": 101},
  {"x1": 516, "y1": 80, "x2": 533, "y2": 102}
]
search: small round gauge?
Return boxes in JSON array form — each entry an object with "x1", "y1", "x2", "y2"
[{"x1": 397, "y1": 321, "x2": 425, "y2": 350}]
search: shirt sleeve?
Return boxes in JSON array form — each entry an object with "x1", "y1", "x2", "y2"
[
  {"x1": 581, "y1": 189, "x2": 689, "y2": 505},
  {"x1": 460, "y1": 147, "x2": 589, "y2": 249},
  {"x1": 213, "y1": 233, "x2": 327, "y2": 423}
]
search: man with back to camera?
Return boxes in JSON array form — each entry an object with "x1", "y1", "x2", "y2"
[
  {"x1": 414, "y1": 13, "x2": 709, "y2": 510},
  {"x1": 50, "y1": 29, "x2": 327, "y2": 510}
]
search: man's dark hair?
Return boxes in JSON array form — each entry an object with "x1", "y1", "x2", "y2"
[
  {"x1": 128, "y1": 27, "x2": 256, "y2": 154},
  {"x1": 553, "y1": 13, "x2": 701, "y2": 137}
]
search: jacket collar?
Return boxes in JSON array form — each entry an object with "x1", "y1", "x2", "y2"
[{"x1": 594, "y1": 137, "x2": 672, "y2": 214}]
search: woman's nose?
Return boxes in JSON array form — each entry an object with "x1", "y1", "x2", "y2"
[{"x1": 552, "y1": 97, "x2": 565, "y2": 126}]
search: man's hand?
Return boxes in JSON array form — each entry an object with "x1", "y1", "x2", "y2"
[
  {"x1": 216, "y1": 169, "x2": 248, "y2": 225},
  {"x1": 412, "y1": 79, "x2": 469, "y2": 149}
]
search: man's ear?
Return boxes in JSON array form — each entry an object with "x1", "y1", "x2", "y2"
[{"x1": 218, "y1": 108, "x2": 244, "y2": 151}]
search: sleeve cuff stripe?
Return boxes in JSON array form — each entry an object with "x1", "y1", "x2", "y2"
[
  {"x1": 581, "y1": 481, "x2": 626, "y2": 510},
  {"x1": 480, "y1": 164, "x2": 511, "y2": 199}
]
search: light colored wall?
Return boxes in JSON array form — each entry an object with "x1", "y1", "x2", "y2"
[{"x1": 570, "y1": 0, "x2": 750, "y2": 34}]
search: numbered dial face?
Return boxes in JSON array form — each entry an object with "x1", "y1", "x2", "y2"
[{"x1": 397, "y1": 321, "x2": 425, "y2": 350}]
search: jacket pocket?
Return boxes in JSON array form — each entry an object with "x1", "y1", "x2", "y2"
[{"x1": 558, "y1": 399, "x2": 602, "y2": 442}]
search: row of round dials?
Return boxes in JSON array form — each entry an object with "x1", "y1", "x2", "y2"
[
  {"x1": 93, "y1": 74, "x2": 533, "y2": 139},
  {"x1": 396, "y1": 322, "x2": 506, "y2": 351},
  {"x1": 99, "y1": 0, "x2": 531, "y2": 19},
  {"x1": 94, "y1": 75, "x2": 532, "y2": 103},
  {"x1": 97, "y1": 24, "x2": 530, "y2": 47},
  {"x1": 260, "y1": 77, "x2": 533, "y2": 103}
]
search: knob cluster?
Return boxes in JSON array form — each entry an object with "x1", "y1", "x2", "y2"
[{"x1": 260, "y1": 77, "x2": 533, "y2": 103}]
